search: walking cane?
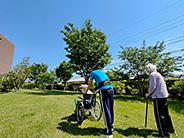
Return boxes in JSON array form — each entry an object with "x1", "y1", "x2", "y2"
[{"x1": 144, "y1": 98, "x2": 148, "y2": 127}]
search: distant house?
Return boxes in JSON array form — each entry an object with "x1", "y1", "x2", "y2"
[
  {"x1": 171, "y1": 73, "x2": 184, "y2": 78},
  {"x1": 66, "y1": 77, "x2": 86, "y2": 91},
  {"x1": 0, "y1": 34, "x2": 15, "y2": 74},
  {"x1": 179, "y1": 74, "x2": 184, "y2": 78}
]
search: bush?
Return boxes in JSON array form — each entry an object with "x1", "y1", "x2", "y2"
[
  {"x1": 22, "y1": 82, "x2": 35, "y2": 89},
  {"x1": 112, "y1": 81, "x2": 125, "y2": 95},
  {"x1": 169, "y1": 78, "x2": 184, "y2": 100},
  {"x1": 166, "y1": 78, "x2": 179, "y2": 88},
  {"x1": 0, "y1": 71, "x2": 15, "y2": 92},
  {"x1": 53, "y1": 84, "x2": 64, "y2": 90}
]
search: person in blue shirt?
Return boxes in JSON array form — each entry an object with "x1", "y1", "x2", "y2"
[{"x1": 85, "y1": 65, "x2": 114, "y2": 138}]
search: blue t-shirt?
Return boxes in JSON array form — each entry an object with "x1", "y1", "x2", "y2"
[{"x1": 89, "y1": 70, "x2": 113, "y2": 90}]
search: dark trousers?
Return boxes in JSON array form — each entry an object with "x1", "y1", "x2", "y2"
[
  {"x1": 153, "y1": 98, "x2": 175, "y2": 136},
  {"x1": 100, "y1": 88, "x2": 114, "y2": 133}
]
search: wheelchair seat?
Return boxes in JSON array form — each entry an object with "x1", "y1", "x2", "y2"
[{"x1": 83, "y1": 94, "x2": 96, "y2": 109}]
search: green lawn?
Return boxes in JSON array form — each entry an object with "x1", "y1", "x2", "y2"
[{"x1": 0, "y1": 89, "x2": 183, "y2": 138}]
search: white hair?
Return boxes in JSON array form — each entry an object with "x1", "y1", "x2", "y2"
[
  {"x1": 79, "y1": 84, "x2": 93, "y2": 94},
  {"x1": 145, "y1": 63, "x2": 157, "y2": 74}
]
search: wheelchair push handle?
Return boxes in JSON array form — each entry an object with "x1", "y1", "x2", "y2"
[
  {"x1": 92, "y1": 89, "x2": 100, "y2": 94},
  {"x1": 82, "y1": 88, "x2": 100, "y2": 95}
]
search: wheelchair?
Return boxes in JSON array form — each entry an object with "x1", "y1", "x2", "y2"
[{"x1": 74, "y1": 92, "x2": 102, "y2": 125}]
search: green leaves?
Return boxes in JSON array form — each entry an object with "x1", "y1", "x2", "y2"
[
  {"x1": 28, "y1": 63, "x2": 48, "y2": 82},
  {"x1": 61, "y1": 20, "x2": 112, "y2": 79},
  {"x1": 0, "y1": 57, "x2": 31, "y2": 92},
  {"x1": 55, "y1": 61, "x2": 74, "y2": 82},
  {"x1": 118, "y1": 41, "x2": 183, "y2": 94},
  {"x1": 119, "y1": 42, "x2": 183, "y2": 77}
]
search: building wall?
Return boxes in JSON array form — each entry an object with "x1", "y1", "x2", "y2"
[{"x1": 0, "y1": 34, "x2": 15, "y2": 74}]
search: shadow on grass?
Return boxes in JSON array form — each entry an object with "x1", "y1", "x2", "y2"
[
  {"x1": 58, "y1": 114, "x2": 158, "y2": 137},
  {"x1": 61, "y1": 113, "x2": 77, "y2": 122},
  {"x1": 27, "y1": 90, "x2": 81, "y2": 96},
  {"x1": 115, "y1": 127, "x2": 158, "y2": 138},
  {"x1": 57, "y1": 113, "x2": 103, "y2": 136}
]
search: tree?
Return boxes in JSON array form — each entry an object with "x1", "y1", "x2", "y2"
[
  {"x1": 106, "y1": 69, "x2": 129, "y2": 81},
  {"x1": 35, "y1": 72, "x2": 55, "y2": 89},
  {"x1": 0, "y1": 71, "x2": 16, "y2": 92},
  {"x1": 28, "y1": 63, "x2": 48, "y2": 82},
  {"x1": 61, "y1": 20, "x2": 112, "y2": 81},
  {"x1": 0, "y1": 57, "x2": 31, "y2": 92},
  {"x1": 55, "y1": 61, "x2": 74, "y2": 82},
  {"x1": 118, "y1": 42, "x2": 183, "y2": 94},
  {"x1": 13, "y1": 57, "x2": 31, "y2": 90},
  {"x1": 108, "y1": 68, "x2": 131, "y2": 95}
]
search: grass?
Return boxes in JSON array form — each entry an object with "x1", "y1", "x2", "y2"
[{"x1": 0, "y1": 89, "x2": 183, "y2": 138}]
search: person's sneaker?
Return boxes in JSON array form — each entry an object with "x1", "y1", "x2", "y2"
[
  {"x1": 170, "y1": 131, "x2": 178, "y2": 136},
  {"x1": 111, "y1": 127, "x2": 114, "y2": 132},
  {"x1": 107, "y1": 135, "x2": 113, "y2": 138},
  {"x1": 99, "y1": 130, "x2": 113, "y2": 138},
  {"x1": 104, "y1": 128, "x2": 114, "y2": 132},
  {"x1": 101, "y1": 133, "x2": 113, "y2": 138}
]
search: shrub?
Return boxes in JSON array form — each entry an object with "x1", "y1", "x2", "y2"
[
  {"x1": 0, "y1": 71, "x2": 15, "y2": 92},
  {"x1": 166, "y1": 78, "x2": 179, "y2": 88},
  {"x1": 22, "y1": 82, "x2": 35, "y2": 89},
  {"x1": 112, "y1": 81, "x2": 125, "y2": 95},
  {"x1": 53, "y1": 84, "x2": 64, "y2": 90},
  {"x1": 169, "y1": 78, "x2": 184, "y2": 100},
  {"x1": 35, "y1": 72, "x2": 55, "y2": 90}
]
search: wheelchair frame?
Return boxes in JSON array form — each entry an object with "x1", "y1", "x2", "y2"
[{"x1": 74, "y1": 93, "x2": 102, "y2": 125}]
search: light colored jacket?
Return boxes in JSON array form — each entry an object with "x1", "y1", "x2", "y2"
[{"x1": 148, "y1": 71, "x2": 169, "y2": 99}]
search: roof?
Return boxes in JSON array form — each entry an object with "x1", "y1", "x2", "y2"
[{"x1": 67, "y1": 77, "x2": 85, "y2": 83}]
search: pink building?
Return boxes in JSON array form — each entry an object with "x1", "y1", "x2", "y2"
[{"x1": 0, "y1": 34, "x2": 15, "y2": 74}]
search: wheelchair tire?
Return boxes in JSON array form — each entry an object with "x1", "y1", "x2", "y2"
[
  {"x1": 75, "y1": 102, "x2": 85, "y2": 125},
  {"x1": 91, "y1": 100, "x2": 102, "y2": 121}
]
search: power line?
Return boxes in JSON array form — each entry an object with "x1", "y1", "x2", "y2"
[
  {"x1": 120, "y1": 21, "x2": 184, "y2": 46},
  {"x1": 165, "y1": 34, "x2": 184, "y2": 43},
  {"x1": 131, "y1": 34, "x2": 184, "y2": 49},
  {"x1": 166, "y1": 38, "x2": 184, "y2": 45},
  {"x1": 105, "y1": 48, "x2": 184, "y2": 68},
  {"x1": 108, "y1": 0, "x2": 183, "y2": 37},
  {"x1": 168, "y1": 48, "x2": 184, "y2": 53},
  {"x1": 113, "y1": 14, "x2": 184, "y2": 45}
]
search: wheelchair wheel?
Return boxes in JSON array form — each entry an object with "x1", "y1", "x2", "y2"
[
  {"x1": 91, "y1": 100, "x2": 102, "y2": 121},
  {"x1": 75, "y1": 101, "x2": 85, "y2": 125}
]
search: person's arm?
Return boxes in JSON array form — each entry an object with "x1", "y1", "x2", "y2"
[{"x1": 145, "y1": 74, "x2": 157, "y2": 98}]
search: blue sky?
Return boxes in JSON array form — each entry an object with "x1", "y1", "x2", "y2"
[{"x1": 1, "y1": 0, "x2": 184, "y2": 71}]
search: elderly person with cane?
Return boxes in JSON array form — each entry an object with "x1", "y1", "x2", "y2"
[{"x1": 145, "y1": 63, "x2": 176, "y2": 137}]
